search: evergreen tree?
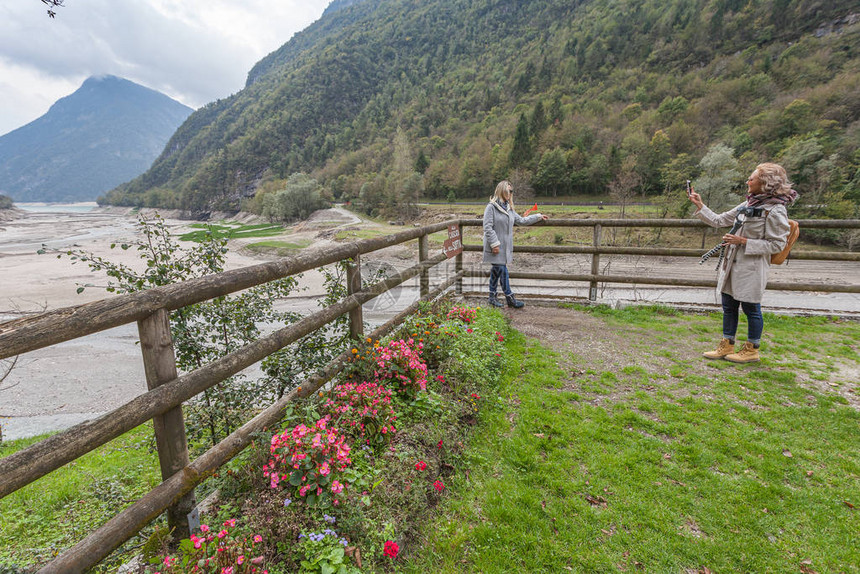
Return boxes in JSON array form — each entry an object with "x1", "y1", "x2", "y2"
[
  {"x1": 414, "y1": 149, "x2": 429, "y2": 174},
  {"x1": 530, "y1": 101, "x2": 547, "y2": 137},
  {"x1": 509, "y1": 114, "x2": 533, "y2": 169}
]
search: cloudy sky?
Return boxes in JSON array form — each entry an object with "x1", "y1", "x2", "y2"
[{"x1": 0, "y1": 0, "x2": 332, "y2": 136}]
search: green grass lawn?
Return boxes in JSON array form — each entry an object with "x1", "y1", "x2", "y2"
[
  {"x1": 3, "y1": 309, "x2": 857, "y2": 573},
  {"x1": 244, "y1": 238, "x2": 312, "y2": 256},
  {"x1": 406, "y1": 309, "x2": 860, "y2": 573},
  {"x1": 179, "y1": 222, "x2": 285, "y2": 242},
  {"x1": 0, "y1": 424, "x2": 162, "y2": 571}
]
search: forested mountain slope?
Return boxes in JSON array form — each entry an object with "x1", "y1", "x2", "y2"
[{"x1": 105, "y1": 0, "x2": 860, "y2": 221}]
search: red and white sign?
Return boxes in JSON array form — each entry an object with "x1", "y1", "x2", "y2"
[{"x1": 442, "y1": 224, "x2": 462, "y2": 259}]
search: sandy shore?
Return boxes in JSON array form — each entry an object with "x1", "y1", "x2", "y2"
[{"x1": 0, "y1": 206, "x2": 404, "y2": 440}]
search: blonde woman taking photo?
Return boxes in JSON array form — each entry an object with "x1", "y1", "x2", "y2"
[{"x1": 482, "y1": 180, "x2": 547, "y2": 308}]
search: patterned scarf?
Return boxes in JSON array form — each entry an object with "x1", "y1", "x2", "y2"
[{"x1": 746, "y1": 188, "x2": 798, "y2": 207}]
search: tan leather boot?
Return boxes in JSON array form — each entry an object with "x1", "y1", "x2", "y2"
[
  {"x1": 703, "y1": 338, "x2": 734, "y2": 360},
  {"x1": 725, "y1": 341, "x2": 760, "y2": 363}
]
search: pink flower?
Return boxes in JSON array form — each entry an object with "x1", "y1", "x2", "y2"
[
  {"x1": 218, "y1": 530, "x2": 227, "y2": 539},
  {"x1": 253, "y1": 534, "x2": 263, "y2": 543},
  {"x1": 320, "y1": 461, "x2": 331, "y2": 476},
  {"x1": 433, "y1": 480, "x2": 445, "y2": 492},
  {"x1": 331, "y1": 480, "x2": 344, "y2": 494},
  {"x1": 415, "y1": 460, "x2": 427, "y2": 471},
  {"x1": 383, "y1": 540, "x2": 399, "y2": 558},
  {"x1": 222, "y1": 567, "x2": 234, "y2": 574},
  {"x1": 237, "y1": 555, "x2": 245, "y2": 565},
  {"x1": 200, "y1": 524, "x2": 210, "y2": 533},
  {"x1": 223, "y1": 518, "x2": 237, "y2": 527}
]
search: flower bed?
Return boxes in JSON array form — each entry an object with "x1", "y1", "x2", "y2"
[{"x1": 146, "y1": 296, "x2": 508, "y2": 573}]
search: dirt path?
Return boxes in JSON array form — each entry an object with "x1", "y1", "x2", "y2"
[{"x1": 502, "y1": 303, "x2": 859, "y2": 411}]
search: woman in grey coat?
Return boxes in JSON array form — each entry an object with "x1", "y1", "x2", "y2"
[
  {"x1": 483, "y1": 180, "x2": 547, "y2": 308},
  {"x1": 689, "y1": 162, "x2": 796, "y2": 363}
]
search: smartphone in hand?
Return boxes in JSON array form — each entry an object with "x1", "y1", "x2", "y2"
[{"x1": 686, "y1": 180, "x2": 692, "y2": 197}]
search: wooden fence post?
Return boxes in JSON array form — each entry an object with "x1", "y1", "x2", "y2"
[
  {"x1": 418, "y1": 234, "x2": 430, "y2": 299},
  {"x1": 346, "y1": 256, "x2": 364, "y2": 340},
  {"x1": 455, "y1": 224, "x2": 464, "y2": 295},
  {"x1": 589, "y1": 224, "x2": 602, "y2": 301},
  {"x1": 137, "y1": 308, "x2": 196, "y2": 540}
]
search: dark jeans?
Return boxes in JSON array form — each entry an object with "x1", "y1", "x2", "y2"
[
  {"x1": 721, "y1": 292, "x2": 763, "y2": 344},
  {"x1": 489, "y1": 264, "x2": 513, "y2": 297}
]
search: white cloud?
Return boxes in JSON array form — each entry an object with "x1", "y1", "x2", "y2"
[{"x1": 0, "y1": 0, "x2": 330, "y2": 136}]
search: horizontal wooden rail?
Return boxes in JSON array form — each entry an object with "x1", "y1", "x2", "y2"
[
  {"x1": 458, "y1": 218, "x2": 860, "y2": 229},
  {"x1": 0, "y1": 253, "x2": 447, "y2": 499},
  {"x1": 0, "y1": 221, "x2": 454, "y2": 359},
  {"x1": 39, "y1": 272, "x2": 463, "y2": 574},
  {"x1": 460, "y1": 243, "x2": 860, "y2": 261},
  {"x1": 464, "y1": 269, "x2": 860, "y2": 293}
]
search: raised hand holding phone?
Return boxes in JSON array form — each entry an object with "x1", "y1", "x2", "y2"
[{"x1": 687, "y1": 180, "x2": 704, "y2": 209}]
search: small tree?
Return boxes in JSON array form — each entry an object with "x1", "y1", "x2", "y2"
[
  {"x1": 609, "y1": 156, "x2": 642, "y2": 221},
  {"x1": 261, "y1": 173, "x2": 329, "y2": 222},
  {"x1": 533, "y1": 147, "x2": 568, "y2": 197},
  {"x1": 41, "y1": 215, "x2": 303, "y2": 447},
  {"x1": 0, "y1": 194, "x2": 13, "y2": 209},
  {"x1": 693, "y1": 144, "x2": 742, "y2": 247}
]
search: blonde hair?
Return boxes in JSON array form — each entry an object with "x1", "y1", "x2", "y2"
[
  {"x1": 490, "y1": 180, "x2": 515, "y2": 211},
  {"x1": 755, "y1": 163, "x2": 793, "y2": 196}
]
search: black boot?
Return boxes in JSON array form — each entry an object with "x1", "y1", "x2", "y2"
[
  {"x1": 505, "y1": 294, "x2": 525, "y2": 309},
  {"x1": 488, "y1": 295, "x2": 505, "y2": 308}
]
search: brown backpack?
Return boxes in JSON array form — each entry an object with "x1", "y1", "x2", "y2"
[{"x1": 767, "y1": 213, "x2": 799, "y2": 265}]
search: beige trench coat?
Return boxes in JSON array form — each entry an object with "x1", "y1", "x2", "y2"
[{"x1": 696, "y1": 202, "x2": 791, "y2": 303}]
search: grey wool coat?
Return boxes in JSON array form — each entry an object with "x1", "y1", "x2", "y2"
[
  {"x1": 482, "y1": 200, "x2": 543, "y2": 265},
  {"x1": 696, "y1": 202, "x2": 791, "y2": 303}
]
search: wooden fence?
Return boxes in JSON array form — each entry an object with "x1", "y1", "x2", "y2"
[
  {"x1": 459, "y1": 218, "x2": 860, "y2": 300},
  {"x1": 0, "y1": 220, "x2": 461, "y2": 574},
  {"x1": 1, "y1": 216, "x2": 858, "y2": 572}
]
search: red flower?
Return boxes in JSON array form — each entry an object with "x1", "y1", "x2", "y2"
[
  {"x1": 433, "y1": 480, "x2": 445, "y2": 492},
  {"x1": 383, "y1": 540, "x2": 399, "y2": 558},
  {"x1": 415, "y1": 460, "x2": 427, "y2": 471},
  {"x1": 437, "y1": 439, "x2": 443, "y2": 449}
]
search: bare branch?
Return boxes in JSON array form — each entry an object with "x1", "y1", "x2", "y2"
[
  {"x1": 0, "y1": 355, "x2": 19, "y2": 387},
  {"x1": 40, "y1": 0, "x2": 65, "y2": 18}
]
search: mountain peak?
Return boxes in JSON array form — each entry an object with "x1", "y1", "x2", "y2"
[{"x1": 0, "y1": 76, "x2": 193, "y2": 202}]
